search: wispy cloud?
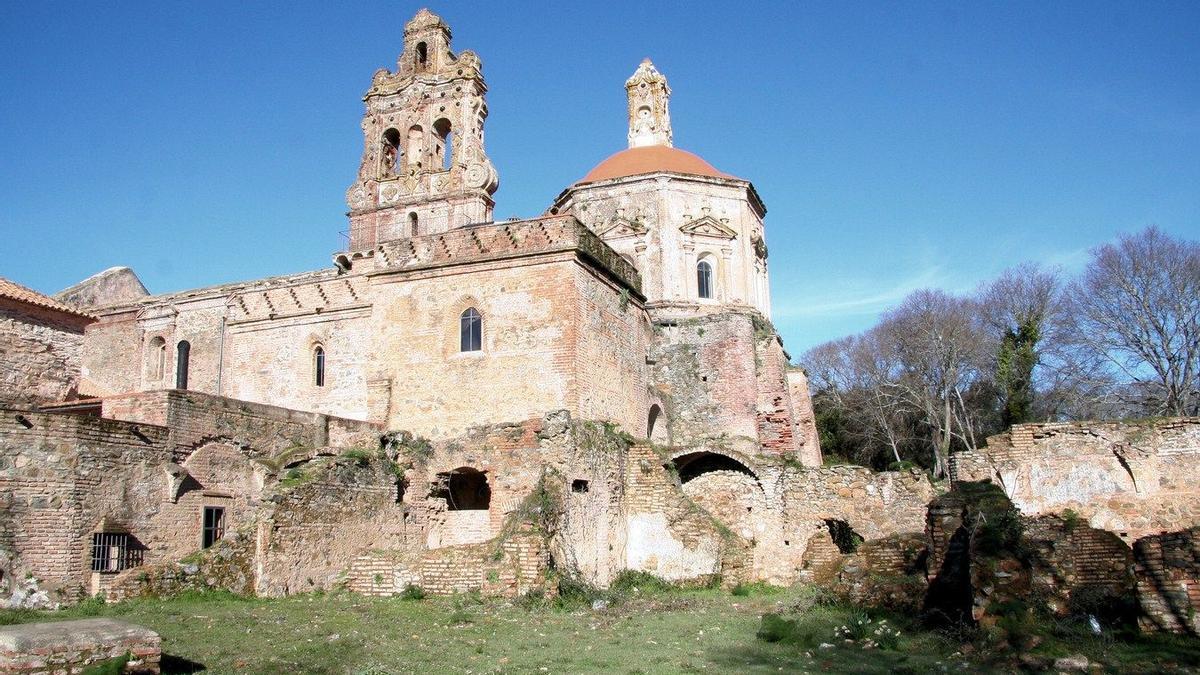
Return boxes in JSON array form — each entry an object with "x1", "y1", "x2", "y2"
[{"x1": 773, "y1": 265, "x2": 946, "y2": 320}]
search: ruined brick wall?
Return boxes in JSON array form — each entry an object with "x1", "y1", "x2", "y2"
[
  {"x1": 100, "y1": 390, "x2": 379, "y2": 458},
  {"x1": 649, "y1": 313, "x2": 763, "y2": 454},
  {"x1": 256, "y1": 457, "x2": 405, "y2": 596},
  {"x1": 0, "y1": 301, "x2": 90, "y2": 406},
  {"x1": 951, "y1": 418, "x2": 1200, "y2": 539},
  {"x1": 775, "y1": 466, "x2": 933, "y2": 584},
  {"x1": 786, "y1": 369, "x2": 822, "y2": 467},
  {"x1": 0, "y1": 392, "x2": 376, "y2": 604},
  {"x1": 78, "y1": 309, "x2": 142, "y2": 397},
  {"x1": 1134, "y1": 527, "x2": 1200, "y2": 635},
  {"x1": 0, "y1": 411, "x2": 171, "y2": 601},
  {"x1": 572, "y1": 264, "x2": 651, "y2": 438},
  {"x1": 623, "y1": 444, "x2": 744, "y2": 583}
]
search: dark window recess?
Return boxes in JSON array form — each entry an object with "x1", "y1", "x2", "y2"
[
  {"x1": 571, "y1": 479, "x2": 590, "y2": 493},
  {"x1": 314, "y1": 346, "x2": 325, "y2": 387},
  {"x1": 433, "y1": 468, "x2": 490, "y2": 510},
  {"x1": 91, "y1": 533, "x2": 143, "y2": 573},
  {"x1": 175, "y1": 340, "x2": 191, "y2": 389},
  {"x1": 202, "y1": 506, "x2": 226, "y2": 548},
  {"x1": 460, "y1": 307, "x2": 482, "y2": 352}
]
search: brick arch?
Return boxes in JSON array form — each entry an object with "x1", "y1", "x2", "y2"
[
  {"x1": 182, "y1": 440, "x2": 261, "y2": 497},
  {"x1": 668, "y1": 448, "x2": 761, "y2": 483}
]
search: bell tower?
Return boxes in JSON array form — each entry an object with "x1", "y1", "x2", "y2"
[
  {"x1": 626, "y1": 59, "x2": 673, "y2": 148},
  {"x1": 344, "y1": 9, "x2": 499, "y2": 252}
]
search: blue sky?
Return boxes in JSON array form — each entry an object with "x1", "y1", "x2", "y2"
[{"x1": 1, "y1": 1, "x2": 1197, "y2": 356}]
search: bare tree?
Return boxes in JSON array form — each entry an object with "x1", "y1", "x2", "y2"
[
  {"x1": 1065, "y1": 227, "x2": 1200, "y2": 416},
  {"x1": 804, "y1": 332, "x2": 910, "y2": 465},
  {"x1": 877, "y1": 289, "x2": 990, "y2": 478}
]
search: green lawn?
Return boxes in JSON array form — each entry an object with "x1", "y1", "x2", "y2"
[{"x1": 2, "y1": 587, "x2": 1198, "y2": 674}]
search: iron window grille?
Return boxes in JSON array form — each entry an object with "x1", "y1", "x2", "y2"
[
  {"x1": 202, "y1": 506, "x2": 226, "y2": 549},
  {"x1": 90, "y1": 533, "x2": 143, "y2": 573}
]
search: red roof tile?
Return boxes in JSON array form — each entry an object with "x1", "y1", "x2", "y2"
[{"x1": 0, "y1": 276, "x2": 96, "y2": 320}]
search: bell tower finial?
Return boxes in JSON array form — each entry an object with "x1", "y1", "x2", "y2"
[{"x1": 625, "y1": 59, "x2": 673, "y2": 149}]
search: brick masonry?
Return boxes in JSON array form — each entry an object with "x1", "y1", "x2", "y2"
[{"x1": 951, "y1": 418, "x2": 1200, "y2": 540}]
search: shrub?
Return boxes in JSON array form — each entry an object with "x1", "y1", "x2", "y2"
[
  {"x1": 756, "y1": 613, "x2": 798, "y2": 643},
  {"x1": 731, "y1": 582, "x2": 781, "y2": 597},
  {"x1": 610, "y1": 570, "x2": 675, "y2": 595},
  {"x1": 399, "y1": 585, "x2": 426, "y2": 601}
]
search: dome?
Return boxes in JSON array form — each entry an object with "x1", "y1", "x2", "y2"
[{"x1": 578, "y1": 146, "x2": 737, "y2": 184}]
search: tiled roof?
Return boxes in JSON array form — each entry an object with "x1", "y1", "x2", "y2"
[
  {"x1": 0, "y1": 276, "x2": 96, "y2": 320},
  {"x1": 579, "y1": 145, "x2": 738, "y2": 184}
]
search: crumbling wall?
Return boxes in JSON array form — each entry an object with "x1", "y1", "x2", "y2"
[
  {"x1": 952, "y1": 418, "x2": 1200, "y2": 539},
  {"x1": 0, "y1": 301, "x2": 90, "y2": 406},
  {"x1": 100, "y1": 389, "x2": 379, "y2": 458},
  {"x1": 256, "y1": 454, "x2": 406, "y2": 596},
  {"x1": 1134, "y1": 527, "x2": 1200, "y2": 635},
  {"x1": 0, "y1": 411, "x2": 172, "y2": 603}
]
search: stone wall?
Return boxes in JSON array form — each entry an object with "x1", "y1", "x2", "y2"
[
  {"x1": 0, "y1": 618, "x2": 160, "y2": 674},
  {"x1": 0, "y1": 300, "x2": 91, "y2": 407},
  {"x1": 0, "y1": 392, "x2": 376, "y2": 605},
  {"x1": 99, "y1": 389, "x2": 379, "y2": 457},
  {"x1": 650, "y1": 311, "x2": 806, "y2": 459},
  {"x1": 1134, "y1": 527, "x2": 1200, "y2": 635},
  {"x1": 951, "y1": 418, "x2": 1200, "y2": 539}
]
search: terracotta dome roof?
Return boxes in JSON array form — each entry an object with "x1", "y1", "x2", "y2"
[{"x1": 579, "y1": 146, "x2": 737, "y2": 184}]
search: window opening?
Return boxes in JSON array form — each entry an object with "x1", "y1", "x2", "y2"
[
  {"x1": 313, "y1": 346, "x2": 325, "y2": 387},
  {"x1": 175, "y1": 340, "x2": 191, "y2": 389},
  {"x1": 433, "y1": 468, "x2": 491, "y2": 510},
  {"x1": 460, "y1": 307, "x2": 482, "y2": 352},
  {"x1": 823, "y1": 519, "x2": 863, "y2": 554},
  {"x1": 381, "y1": 128, "x2": 401, "y2": 176},
  {"x1": 90, "y1": 533, "x2": 143, "y2": 573},
  {"x1": 202, "y1": 506, "x2": 226, "y2": 548},
  {"x1": 433, "y1": 118, "x2": 453, "y2": 171},
  {"x1": 697, "y1": 260, "x2": 714, "y2": 299}
]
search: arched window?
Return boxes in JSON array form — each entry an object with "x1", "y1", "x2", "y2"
[
  {"x1": 460, "y1": 307, "x2": 481, "y2": 352},
  {"x1": 175, "y1": 340, "x2": 191, "y2": 390},
  {"x1": 409, "y1": 212, "x2": 419, "y2": 237},
  {"x1": 647, "y1": 404, "x2": 667, "y2": 444},
  {"x1": 313, "y1": 346, "x2": 325, "y2": 387},
  {"x1": 149, "y1": 337, "x2": 166, "y2": 380},
  {"x1": 415, "y1": 42, "x2": 428, "y2": 67},
  {"x1": 697, "y1": 259, "x2": 714, "y2": 299},
  {"x1": 380, "y1": 128, "x2": 401, "y2": 177},
  {"x1": 433, "y1": 118, "x2": 452, "y2": 171}
]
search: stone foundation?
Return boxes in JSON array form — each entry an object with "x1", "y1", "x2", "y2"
[{"x1": 0, "y1": 618, "x2": 160, "y2": 674}]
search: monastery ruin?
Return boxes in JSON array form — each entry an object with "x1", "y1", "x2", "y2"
[{"x1": 2, "y1": 9, "x2": 1200, "y2": 636}]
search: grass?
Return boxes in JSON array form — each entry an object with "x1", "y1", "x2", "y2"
[{"x1": 1, "y1": 587, "x2": 1198, "y2": 674}]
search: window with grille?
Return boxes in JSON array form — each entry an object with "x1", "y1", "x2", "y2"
[
  {"x1": 460, "y1": 307, "x2": 482, "y2": 352},
  {"x1": 202, "y1": 506, "x2": 226, "y2": 549},
  {"x1": 90, "y1": 533, "x2": 143, "y2": 573}
]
